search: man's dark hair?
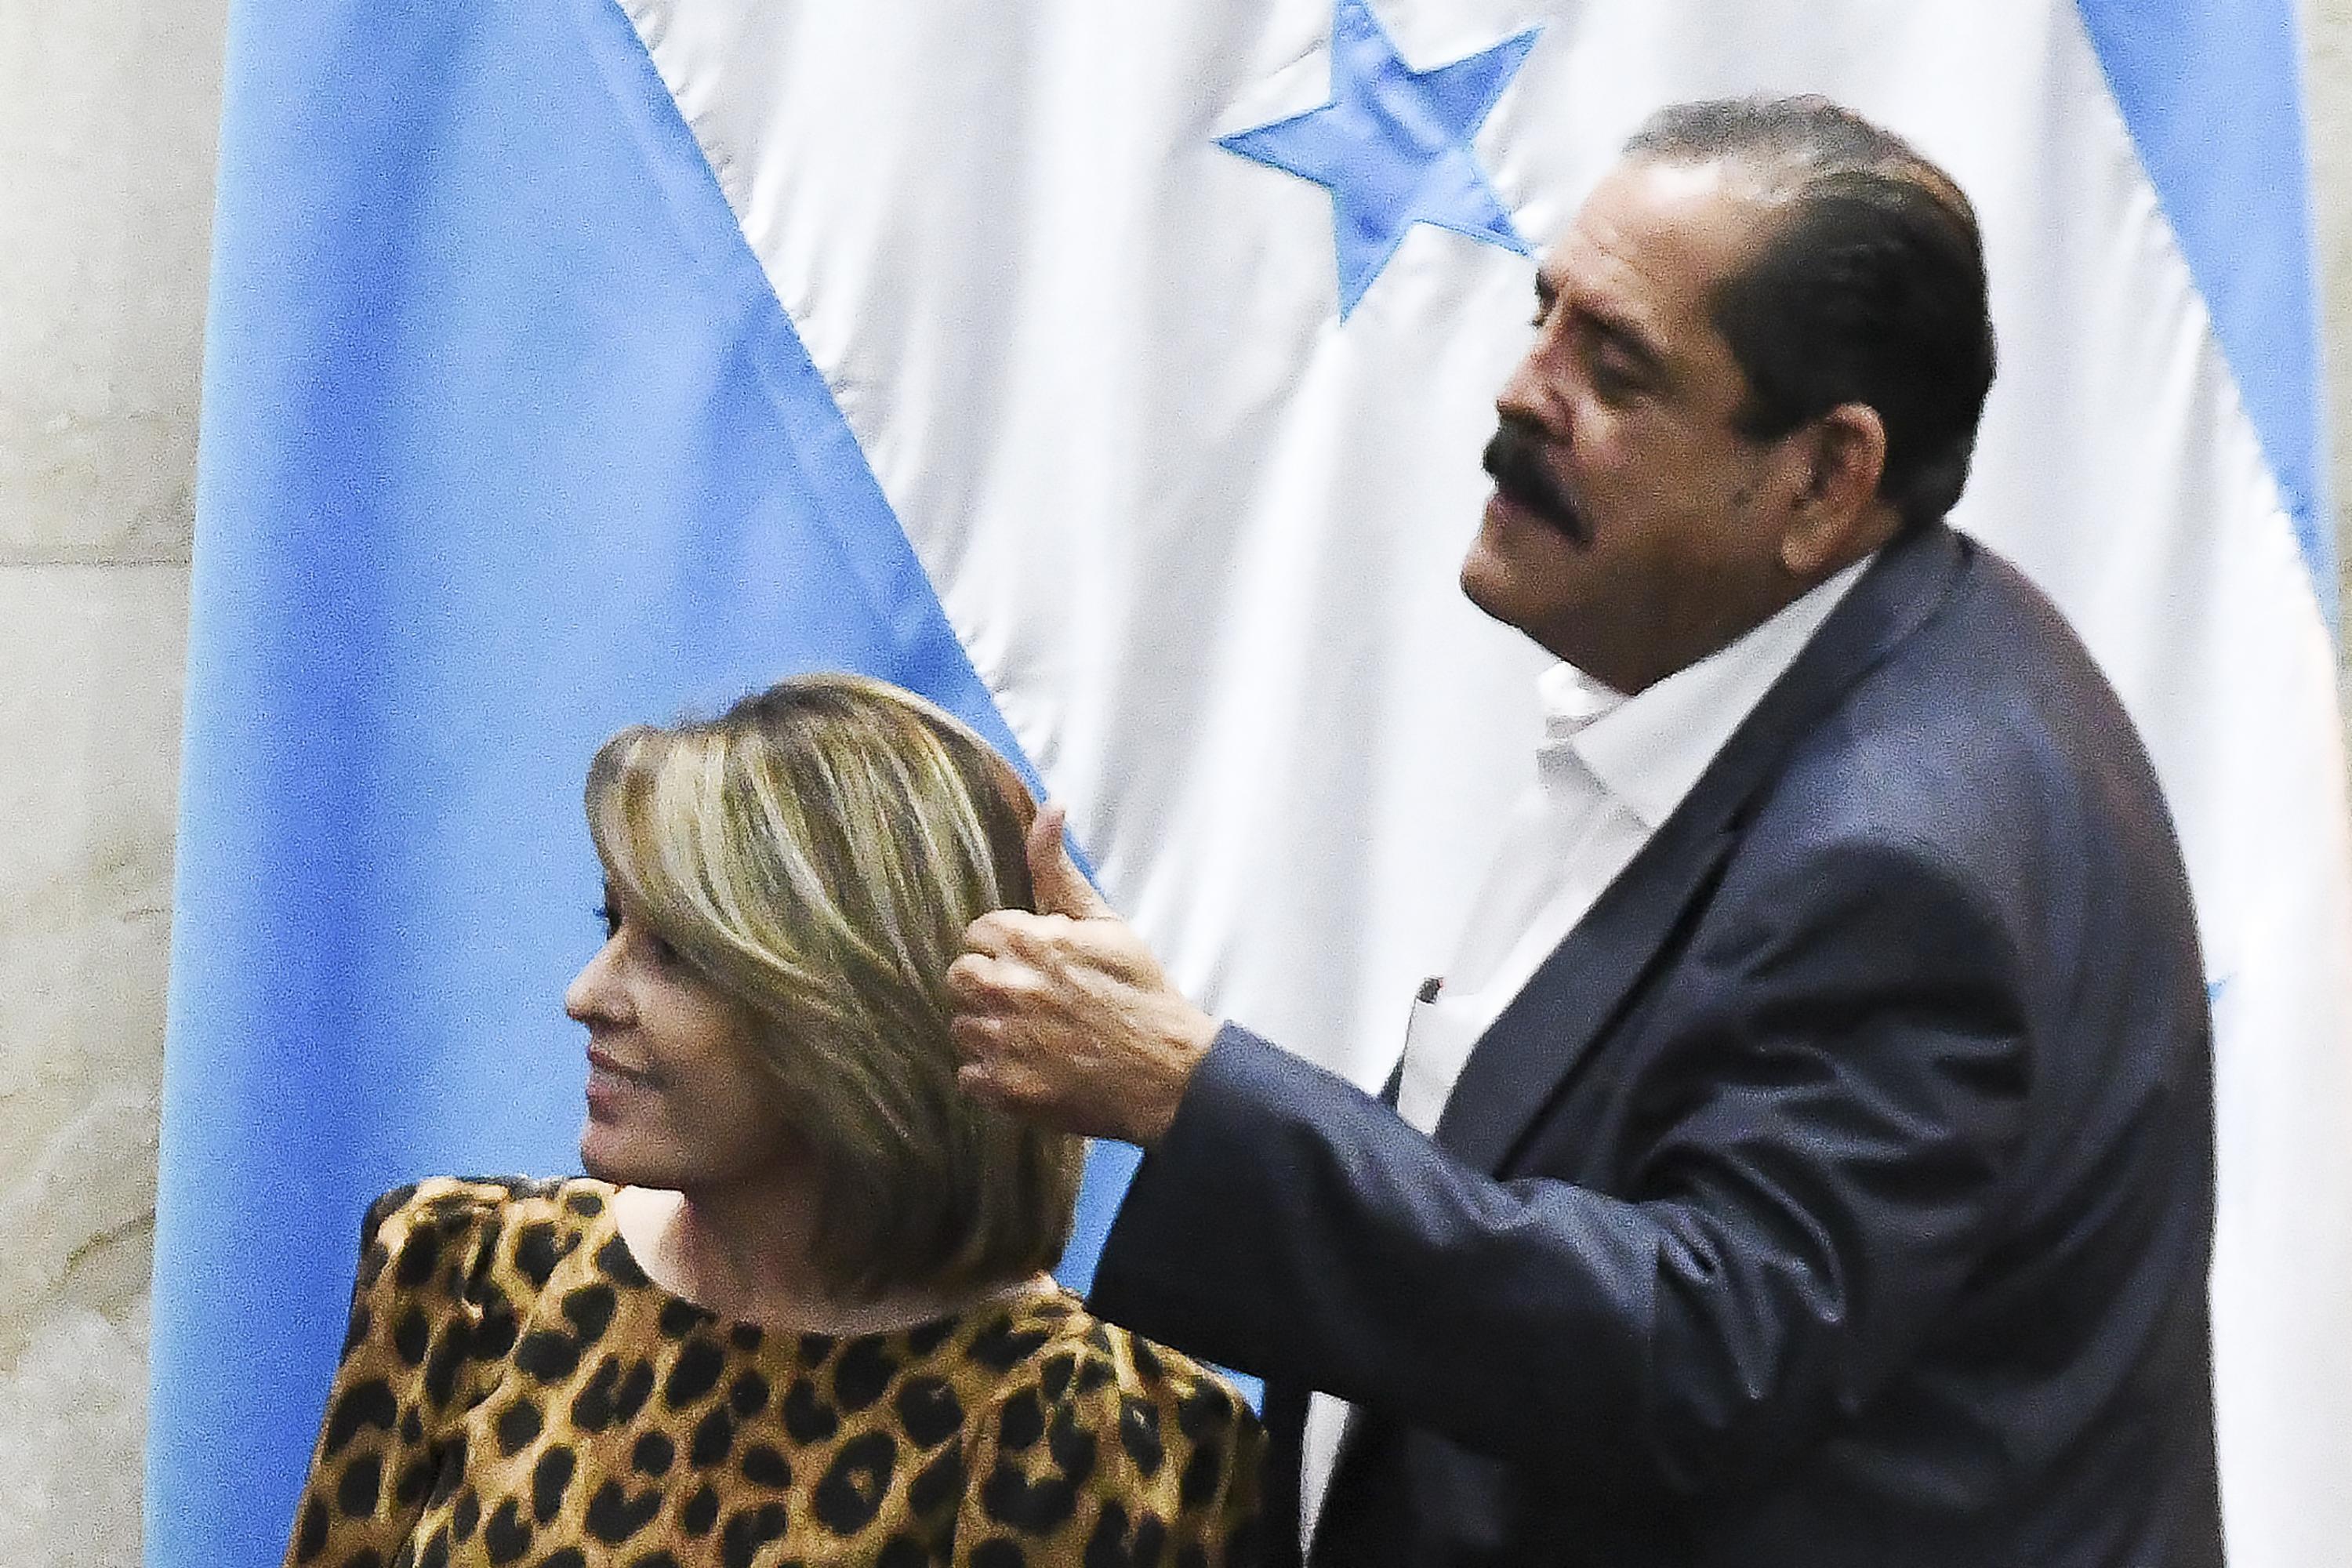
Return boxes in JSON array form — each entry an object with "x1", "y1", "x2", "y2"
[{"x1": 1626, "y1": 96, "x2": 1998, "y2": 530}]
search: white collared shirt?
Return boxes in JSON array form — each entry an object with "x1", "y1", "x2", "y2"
[{"x1": 1300, "y1": 555, "x2": 1871, "y2": 1553}]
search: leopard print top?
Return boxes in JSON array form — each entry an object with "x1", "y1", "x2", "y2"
[{"x1": 285, "y1": 1178, "x2": 1264, "y2": 1568}]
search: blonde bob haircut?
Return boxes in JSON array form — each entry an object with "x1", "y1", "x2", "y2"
[{"x1": 583, "y1": 672, "x2": 1081, "y2": 1299}]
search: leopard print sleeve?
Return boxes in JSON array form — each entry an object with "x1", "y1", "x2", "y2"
[
  {"x1": 954, "y1": 1325, "x2": 1267, "y2": 1568},
  {"x1": 281, "y1": 1178, "x2": 506, "y2": 1567}
]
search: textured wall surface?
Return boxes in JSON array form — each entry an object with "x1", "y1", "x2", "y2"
[
  {"x1": 0, "y1": 0, "x2": 221, "y2": 1556},
  {"x1": 0, "y1": 2, "x2": 2347, "y2": 1565}
]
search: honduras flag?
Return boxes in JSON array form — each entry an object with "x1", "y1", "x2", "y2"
[{"x1": 153, "y1": 0, "x2": 2350, "y2": 1563}]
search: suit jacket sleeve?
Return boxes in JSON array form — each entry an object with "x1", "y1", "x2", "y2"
[{"x1": 1089, "y1": 835, "x2": 2031, "y2": 1500}]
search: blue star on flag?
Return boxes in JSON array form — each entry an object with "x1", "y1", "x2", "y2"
[{"x1": 1219, "y1": 0, "x2": 1541, "y2": 318}]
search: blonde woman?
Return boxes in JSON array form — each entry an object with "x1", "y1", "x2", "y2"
[{"x1": 285, "y1": 673, "x2": 1264, "y2": 1567}]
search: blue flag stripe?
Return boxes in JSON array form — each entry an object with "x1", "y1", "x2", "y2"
[
  {"x1": 2074, "y1": 0, "x2": 2337, "y2": 630},
  {"x1": 150, "y1": 0, "x2": 1131, "y2": 1559}
]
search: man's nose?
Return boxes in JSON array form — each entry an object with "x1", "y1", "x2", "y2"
[{"x1": 1495, "y1": 339, "x2": 1560, "y2": 430}]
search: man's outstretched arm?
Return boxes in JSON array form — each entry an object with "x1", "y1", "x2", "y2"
[{"x1": 947, "y1": 808, "x2": 2031, "y2": 1498}]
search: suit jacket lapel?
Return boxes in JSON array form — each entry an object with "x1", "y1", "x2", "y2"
[{"x1": 1432, "y1": 522, "x2": 1973, "y2": 1174}]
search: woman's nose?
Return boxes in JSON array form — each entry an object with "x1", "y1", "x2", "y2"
[{"x1": 564, "y1": 941, "x2": 626, "y2": 1025}]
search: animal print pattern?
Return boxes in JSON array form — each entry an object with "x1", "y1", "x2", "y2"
[{"x1": 285, "y1": 1178, "x2": 1264, "y2": 1567}]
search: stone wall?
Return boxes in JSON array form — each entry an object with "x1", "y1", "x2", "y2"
[
  {"x1": 0, "y1": 0, "x2": 220, "y2": 1556},
  {"x1": 0, "y1": 2, "x2": 2347, "y2": 1563}
]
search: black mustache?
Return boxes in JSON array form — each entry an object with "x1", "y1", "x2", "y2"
[{"x1": 1482, "y1": 420, "x2": 1588, "y2": 544}]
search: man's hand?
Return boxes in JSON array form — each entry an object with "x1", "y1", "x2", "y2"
[{"x1": 946, "y1": 804, "x2": 1220, "y2": 1147}]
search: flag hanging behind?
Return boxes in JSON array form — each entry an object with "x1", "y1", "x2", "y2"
[{"x1": 154, "y1": 0, "x2": 2350, "y2": 1565}]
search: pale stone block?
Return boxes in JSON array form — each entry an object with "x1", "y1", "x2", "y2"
[
  {"x1": 0, "y1": 1301, "x2": 150, "y2": 1566},
  {"x1": 0, "y1": 566, "x2": 185, "y2": 1139},
  {"x1": 0, "y1": 1091, "x2": 159, "y2": 1364},
  {"x1": 0, "y1": 565, "x2": 184, "y2": 1490},
  {"x1": 0, "y1": 564, "x2": 183, "y2": 1562},
  {"x1": 0, "y1": 0, "x2": 227, "y2": 565}
]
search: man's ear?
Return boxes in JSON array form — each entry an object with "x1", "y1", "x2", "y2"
[{"x1": 1780, "y1": 402, "x2": 1891, "y2": 579}]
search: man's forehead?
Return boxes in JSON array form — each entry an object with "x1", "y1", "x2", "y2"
[{"x1": 1539, "y1": 158, "x2": 1769, "y2": 328}]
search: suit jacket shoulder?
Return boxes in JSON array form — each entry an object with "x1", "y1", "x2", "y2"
[{"x1": 1092, "y1": 524, "x2": 2223, "y2": 1568}]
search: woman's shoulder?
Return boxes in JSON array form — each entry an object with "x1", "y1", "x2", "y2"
[
  {"x1": 959, "y1": 1287, "x2": 1261, "y2": 1457},
  {"x1": 1054, "y1": 1299, "x2": 1251, "y2": 1432},
  {"x1": 949, "y1": 1290, "x2": 1264, "y2": 1559},
  {"x1": 351, "y1": 1175, "x2": 621, "y2": 1287},
  {"x1": 358, "y1": 1173, "x2": 611, "y2": 1235}
]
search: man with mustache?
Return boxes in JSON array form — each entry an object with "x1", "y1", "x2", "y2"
[{"x1": 948, "y1": 96, "x2": 2222, "y2": 1567}]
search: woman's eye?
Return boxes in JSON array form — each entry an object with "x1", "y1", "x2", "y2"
[{"x1": 593, "y1": 895, "x2": 678, "y2": 965}]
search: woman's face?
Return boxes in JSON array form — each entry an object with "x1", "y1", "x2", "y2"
[{"x1": 564, "y1": 890, "x2": 793, "y2": 1192}]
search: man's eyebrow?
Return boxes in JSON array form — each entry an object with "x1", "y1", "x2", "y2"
[
  {"x1": 1533, "y1": 273, "x2": 1668, "y2": 376},
  {"x1": 1581, "y1": 306, "x2": 1667, "y2": 374}
]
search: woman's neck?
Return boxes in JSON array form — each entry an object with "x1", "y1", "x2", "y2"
[{"x1": 611, "y1": 1179, "x2": 1047, "y2": 1337}]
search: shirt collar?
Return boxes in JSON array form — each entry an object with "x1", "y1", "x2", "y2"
[{"x1": 1564, "y1": 554, "x2": 1875, "y2": 828}]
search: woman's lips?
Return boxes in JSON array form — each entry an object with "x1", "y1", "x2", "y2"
[
  {"x1": 585, "y1": 1046, "x2": 654, "y2": 1119},
  {"x1": 586, "y1": 1045, "x2": 653, "y2": 1081}
]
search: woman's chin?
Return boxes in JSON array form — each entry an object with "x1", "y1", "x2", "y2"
[
  {"x1": 579, "y1": 1123, "x2": 653, "y2": 1187},
  {"x1": 580, "y1": 1116, "x2": 802, "y2": 1195}
]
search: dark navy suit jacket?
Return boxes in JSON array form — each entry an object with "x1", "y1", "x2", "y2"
[{"x1": 1091, "y1": 522, "x2": 2226, "y2": 1567}]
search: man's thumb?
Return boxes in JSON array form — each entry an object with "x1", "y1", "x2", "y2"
[{"x1": 1028, "y1": 802, "x2": 1111, "y2": 919}]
